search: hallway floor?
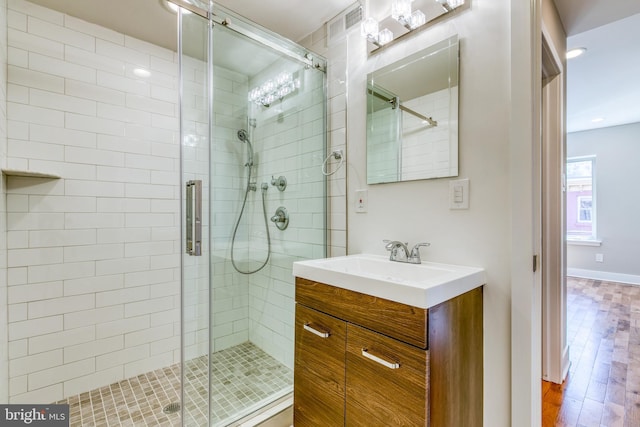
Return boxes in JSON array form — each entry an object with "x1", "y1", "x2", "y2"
[{"x1": 543, "y1": 276, "x2": 640, "y2": 426}]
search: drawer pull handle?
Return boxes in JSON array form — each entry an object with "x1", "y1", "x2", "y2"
[
  {"x1": 303, "y1": 323, "x2": 330, "y2": 338},
  {"x1": 361, "y1": 348, "x2": 400, "y2": 369}
]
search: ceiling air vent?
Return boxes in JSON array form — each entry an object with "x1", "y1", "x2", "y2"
[
  {"x1": 328, "y1": 2, "x2": 363, "y2": 45},
  {"x1": 345, "y1": 5, "x2": 364, "y2": 30}
]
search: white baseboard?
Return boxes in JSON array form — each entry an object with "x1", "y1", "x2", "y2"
[
  {"x1": 561, "y1": 345, "x2": 570, "y2": 383},
  {"x1": 567, "y1": 268, "x2": 640, "y2": 286}
]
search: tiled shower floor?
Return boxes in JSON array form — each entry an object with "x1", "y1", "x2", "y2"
[{"x1": 57, "y1": 342, "x2": 293, "y2": 426}]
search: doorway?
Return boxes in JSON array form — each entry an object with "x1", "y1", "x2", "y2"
[{"x1": 540, "y1": 26, "x2": 569, "y2": 386}]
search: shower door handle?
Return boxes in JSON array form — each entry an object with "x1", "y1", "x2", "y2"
[{"x1": 186, "y1": 180, "x2": 202, "y2": 256}]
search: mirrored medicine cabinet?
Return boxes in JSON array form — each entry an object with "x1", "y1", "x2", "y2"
[{"x1": 366, "y1": 34, "x2": 459, "y2": 184}]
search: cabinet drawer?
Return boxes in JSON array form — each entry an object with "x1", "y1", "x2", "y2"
[
  {"x1": 294, "y1": 304, "x2": 346, "y2": 427},
  {"x1": 345, "y1": 324, "x2": 429, "y2": 427},
  {"x1": 296, "y1": 277, "x2": 428, "y2": 348}
]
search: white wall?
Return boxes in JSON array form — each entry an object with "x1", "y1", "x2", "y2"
[
  {"x1": 5, "y1": 0, "x2": 181, "y2": 403},
  {"x1": 1, "y1": 0, "x2": 10, "y2": 405},
  {"x1": 567, "y1": 122, "x2": 640, "y2": 282},
  {"x1": 346, "y1": 4, "x2": 512, "y2": 426}
]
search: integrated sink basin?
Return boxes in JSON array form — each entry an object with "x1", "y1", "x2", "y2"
[{"x1": 292, "y1": 253, "x2": 485, "y2": 309}]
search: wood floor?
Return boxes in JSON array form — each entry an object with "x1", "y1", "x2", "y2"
[{"x1": 542, "y1": 276, "x2": 640, "y2": 427}]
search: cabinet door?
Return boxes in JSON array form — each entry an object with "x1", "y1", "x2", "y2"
[
  {"x1": 345, "y1": 324, "x2": 429, "y2": 427},
  {"x1": 294, "y1": 304, "x2": 347, "y2": 427}
]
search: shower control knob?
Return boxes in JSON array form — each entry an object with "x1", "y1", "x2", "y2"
[
  {"x1": 270, "y1": 206, "x2": 289, "y2": 230},
  {"x1": 271, "y1": 175, "x2": 287, "y2": 192}
]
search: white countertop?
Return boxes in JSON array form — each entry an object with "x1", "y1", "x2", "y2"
[{"x1": 293, "y1": 253, "x2": 485, "y2": 309}]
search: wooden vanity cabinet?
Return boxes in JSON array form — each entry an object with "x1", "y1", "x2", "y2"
[
  {"x1": 345, "y1": 324, "x2": 429, "y2": 426},
  {"x1": 294, "y1": 304, "x2": 346, "y2": 427},
  {"x1": 293, "y1": 277, "x2": 483, "y2": 427}
]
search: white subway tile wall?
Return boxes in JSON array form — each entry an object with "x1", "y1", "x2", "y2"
[
  {"x1": 180, "y1": 50, "x2": 212, "y2": 365},
  {"x1": 4, "y1": 0, "x2": 335, "y2": 407},
  {"x1": 209, "y1": 57, "x2": 250, "y2": 357},
  {"x1": 367, "y1": 88, "x2": 457, "y2": 182},
  {"x1": 299, "y1": 24, "x2": 347, "y2": 259},
  {"x1": 5, "y1": 0, "x2": 180, "y2": 403},
  {"x1": 401, "y1": 88, "x2": 456, "y2": 180},
  {"x1": 238, "y1": 58, "x2": 327, "y2": 369}
]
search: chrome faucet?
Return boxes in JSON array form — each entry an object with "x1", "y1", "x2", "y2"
[
  {"x1": 384, "y1": 240, "x2": 430, "y2": 264},
  {"x1": 384, "y1": 240, "x2": 409, "y2": 262}
]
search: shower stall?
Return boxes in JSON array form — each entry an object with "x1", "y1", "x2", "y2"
[{"x1": 178, "y1": 2, "x2": 327, "y2": 425}]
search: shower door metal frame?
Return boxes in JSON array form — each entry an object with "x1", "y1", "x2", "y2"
[{"x1": 168, "y1": 0, "x2": 327, "y2": 71}]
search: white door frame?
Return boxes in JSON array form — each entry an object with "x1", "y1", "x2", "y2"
[
  {"x1": 510, "y1": 0, "x2": 542, "y2": 425},
  {"x1": 541, "y1": 23, "x2": 570, "y2": 385}
]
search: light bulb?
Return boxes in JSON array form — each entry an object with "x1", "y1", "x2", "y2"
[
  {"x1": 361, "y1": 17, "x2": 379, "y2": 39},
  {"x1": 378, "y1": 28, "x2": 394, "y2": 46},
  {"x1": 264, "y1": 94, "x2": 275, "y2": 105},
  {"x1": 409, "y1": 10, "x2": 426, "y2": 29},
  {"x1": 392, "y1": 0, "x2": 412, "y2": 22},
  {"x1": 276, "y1": 72, "x2": 291, "y2": 85},
  {"x1": 263, "y1": 80, "x2": 275, "y2": 93}
]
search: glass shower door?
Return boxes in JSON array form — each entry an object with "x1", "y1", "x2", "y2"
[
  {"x1": 207, "y1": 10, "x2": 327, "y2": 425},
  {"x1": 179, "y1": 2, "x2": 327, "y2": 425},
  {"x1": 180, "y1": 5, "x2": 211, "y2": 426},
  {"x1": 366, "y1": 83, "x2": 402, "y2": 183}
]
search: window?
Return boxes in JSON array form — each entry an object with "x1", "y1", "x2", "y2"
[
  {"x1": 566, "y1": 156, "x2": 596, "y2": 241},
  {"x1": 577, "y1": 196, "x2": 592, "y2": 223}
]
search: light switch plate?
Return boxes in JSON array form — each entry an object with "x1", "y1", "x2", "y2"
[{"x1": 449, "y1": 179, "x2": 469, "y2": 209}]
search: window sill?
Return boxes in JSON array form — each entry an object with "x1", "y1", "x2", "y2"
[{"x1": 567, "y1": 239, "x2": 601, "y2": 247}]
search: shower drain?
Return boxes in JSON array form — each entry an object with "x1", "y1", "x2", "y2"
[{"x1": 163, "y1": 402, "x2": 181, "y2": 414}]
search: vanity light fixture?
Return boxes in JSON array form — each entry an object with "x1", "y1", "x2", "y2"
[
  {"x1": 248, "y1": 72, "x2": 300, "y2": 107},
  {"x1": 362, "y1": 0, "x2": 464, "y2": 48}
]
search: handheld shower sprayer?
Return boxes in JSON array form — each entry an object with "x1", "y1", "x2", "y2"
[
  {"x1": 237, "y1": 129, "x2": 248, "y2": 141},
  {"x1": 231, "y1": 127, "x2": 271, "y2": 274},
  {"x1": 237, "y1": 129, "x2": 254, "y2": 167}
]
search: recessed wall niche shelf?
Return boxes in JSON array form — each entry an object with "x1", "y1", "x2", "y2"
[{"x1": 1, "y1": 168, "x2": 61, "y2": 179}]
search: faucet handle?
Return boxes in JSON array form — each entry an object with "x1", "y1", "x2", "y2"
[
  {"x1": 412, "y1": 242, "x2": 430, "y2": 249},
  {"x1": 383, "y1": 240, "x2": 408, "y2": 251},
  {"x1": 410, "y1": 242, "x2": 430, "y2": 253},
  {"x1": 409, "y1": 242, "x2": 430, "y2": 263}
]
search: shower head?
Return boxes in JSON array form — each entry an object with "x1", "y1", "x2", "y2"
[
  {"x1": 236, "y1": 129, "x2": 254, "y2": 167},
  {"x1": 237, "y1": 129, "x2": 249, "y2": 143}
]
